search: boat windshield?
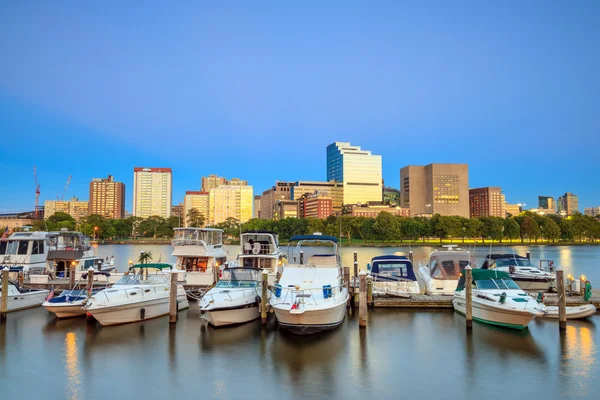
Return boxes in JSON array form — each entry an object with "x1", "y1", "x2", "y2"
[
  {"x1": 374, "y1": 261, "x2": 415, "y2": 280},
  {"x1": 216, "y1": 280, "x2": 258, "y2": 288},
  {"x1": 115, "y1": 274, "x2": 167, "y2": 285},
  {"x1": 476, "y1": 278, "x2": 521, "y2": 290},
  {"x1": 430, "y1": 253, "x2": 476, "y2": 280},
  {"x1": 61, "y1": 289, "x2": 87, "y2": 297},
  {"x1": 495, "y1": 258, "x2": 534, "y2": 268}
]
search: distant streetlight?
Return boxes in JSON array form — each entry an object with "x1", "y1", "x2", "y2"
[
  {"x1": 425, "y1": 204, "x2": 431, "y2": 215},
  {"x1": 94, "y1": 226, "x2": 98, "y2": 240}
]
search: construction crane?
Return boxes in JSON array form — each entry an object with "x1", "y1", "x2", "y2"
[
  {"x1": 61, "y1": 175, "x2": 72, "y2": 200},
  {"x1": 33, "y1": 166, "x2": 40, "y2": 219}
]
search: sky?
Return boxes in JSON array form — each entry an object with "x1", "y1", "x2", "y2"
[{"x1": 1, "y1": 1, "x2": 599, "y2": 213}]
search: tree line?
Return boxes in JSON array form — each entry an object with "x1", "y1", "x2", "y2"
[{"x1": 29, "y1": 210, "x2": 600, "y2": 244}]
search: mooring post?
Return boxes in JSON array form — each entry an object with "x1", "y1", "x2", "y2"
[
  {"x1": 86, "y1": 267, "x2": 94, "y2": 300},
  {"x1": 408, "y1": 251, "x2": 414, "y2": 264},
  {"x1": 300, "y1": 251, "x2": 304, "y2": 264},
  {"x1": 1, "y1": 267, "x2": 8, "y2": 324},
  {"x1": 69, "y1": 262, "x2": 76, "y2": 288},
  {"x1": 580, "y1": 275, "x2": 586, "y2": 297},
  {"x1": 169, "y1": 270, "x2": 178, "y2": 324},
  {"x1": 261, "y1": 270, "x2": 268, "y2": 325},
  {"x1": 367, "y1": 274, "x2": 373, "y2": 308},
  {"x1": 18, "y1": 270, "x2": 24, "y2": 287},
  {"x1": 343, "y1": 266, "x2": 350, "y2": 308},
  {"x1": 557, "y1": 270, "x2": 566, "y2": 330},
  {"x1": 359, "y1": 270, "x2": 367, "y2": 328},
  {"x1": 465, "y1": 265, "x2": 473, "y2": 330},
  {"x1": 353, "y1": 252, "x2": 358, "y2": 305},
  {"x1": 526, "y1": 251, "x2": 531, "y2": 260}
]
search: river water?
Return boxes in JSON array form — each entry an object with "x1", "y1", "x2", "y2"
[{"x1": 1, "y1": 244, "x2": 599, "y2": 400}]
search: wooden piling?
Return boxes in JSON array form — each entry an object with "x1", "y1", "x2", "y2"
[
  {"x1": 353, "y1": 252, "x2": 358, "y2": 306},
  {"x1": 261, "y1": 270, "x2": 268, "y2": 325},
  {"x1": 169, "y1": 271, "x2": 178, "y2": 324},
  {"x1": 580, "y1": 275, "x2": 586, "y2": 297},
  {"x1": 408, "y1": 251, "x2": 414, "y2": 264},
  {"x1": 1, "y1": 267, "x2": 8, "y2": 324},
  {"x1": 300, "y1": 251, "x2": 304, "y2": 264},
  {"x1": 465, "y1": 266, "x2": 473, "y2": 330},
  {"x1": 526, "y1": 251, "x2": 531, "y2": 260},
  {"x1": 367, "y1": 274, "x2": 373, "y2": 308},
  {"x1": 18, "y1": 271, "x2": 24, "y2": 287},
  {"x1": 343, "y1": 266, "x2": 350, "y2": 308},
  {"x1": 557, "y1": 270, "x2": 566, "y2": 330},
  {"x1": 86, "y1": 267, "x2": 94, "y2": 300},
  {"x1": 69, "y1": 262, "x2": 76, "y2": 288},
  {"x1": 359, "y1": 271, "x2": 367, "y2": 327}
]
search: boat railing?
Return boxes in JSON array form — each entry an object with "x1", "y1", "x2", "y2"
[
  {"x1": 272, "y1": 283, "x2": 347, "y2": 307},
  {"x1": 92, "y1": 284, "x2": 166, "y2": 304},
  {"x1": 171, "y1": 239, "x2": 207, "y2": 247},
  {"x1": 203, "y1": 287, "x2": 260, "y2": 302}
]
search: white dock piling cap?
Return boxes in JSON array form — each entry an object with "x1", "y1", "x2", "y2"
[
  {"x1": 88, "y1": 267, "x2": 95, "y2": 272},
  {"x1": 465, "y1": 265, "x2": 472, "y2": 270},
  {"x1": 2, "y1": 267, "x2": 8, "y2": 272},
  {"x1": 262, "y1": 269, "x2": 268, "y2": 275},
  {"x1": 359, "y1": 270, "x2": 367, "y2": 276}
]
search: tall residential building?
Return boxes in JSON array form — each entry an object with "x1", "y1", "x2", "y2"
[
  {"x1": 326, "y1": 142, "x2": 382, "y2": 205},
  {"x1": 400, "y1": 164, "x2": 469, "y2": 218},
  {"x1": 253, "y1": 196, "x2": 261, "y2": 219},
  {"x1": 538, "y1": 196, "x2": 555, "y2": 211},
  {"x1": 183, "y1": 191, "x2": 210, "y2": 227},
  {"x1": 201, "y1": 175, "x2": 227, "y2": 192},
  {"x1": 584, "y1": 207, "x2": 600, "y2": 217},
  {"x1": 558, "y1": 192, "x2": 579, "y2": 216},
  {"x1": 133, "y1": 167, "x2": 172, "y2": 218},
  {"x1": 291, "y1": 180, "x2": 344, "y2": 214},
  {"x1": 208, "y1": 185, "x2": 253, "y2": 225},
  {"x1": 469, "y1": 187, "x2": 504, "y2": 218},
  {"x1": 88, "y1": 175, "x2": 125, "y2": 219},
  {"x1": 259, "y1": 182, "x2": 294, "y2": 220},
  {"x1": 44, "y1": 197, "x2": 89, "y2": 221}
]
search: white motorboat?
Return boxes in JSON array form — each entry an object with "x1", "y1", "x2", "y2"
[
  {"x1": 171, "y1": 228, "x2": 227, "y2": 286},
  {"x1": 417, "y1": 245, "x2": 476, "y2": 295},
  {"x1": 481, "y1": 254, "x2": 555, "y2": 291},
  {"x1": 541, "y1": 304, "x2": 597, "y2": 320},
  {"x1": 0, "y1": 231, "x2": 49, "y2": 276},
  {"x1": 453, "y1": 268, "x2": 545, "y2": 330},
  {"x1": 0, "y1": 271, "x2": 49, "y2": 312},
  {"x1": 368, "y1": 255, "x2": 421, "y2": 296},
  {"x1": 43, "y1": 271, "x2": 111, "y2": 318},
  {"x1": 270, "y1": 234, "x2": 349, "y2": 335},
  {"x1": 231, "y1": 231, "x2": 286, "y2": 286},
  {"x1": 84, "y1": 263, "x2": 189, "y2": 326},
  {"x1": 199, "y1": 267, "x2": 264, "y2": 327}
]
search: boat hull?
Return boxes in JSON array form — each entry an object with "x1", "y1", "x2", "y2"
[
  {"x1": 542, "y1": 304, "x2": 597, "y2": 320},
  {"x1": 1, "y1": 290, "x2": 49, "y2": 312},
  {"x1": 273, "y1": 299, "x2": 348, "y2": 335},
  {"x1": 453, "y1": 297, "x2": 537, "y2": 330},
  {"x1": 87, "y1": 294, "x2": 189, "y2": 326},
  {"x1": 43, "y1": 302, "x2": 87, "y2": 318},
  {"x1": 512, "y1": 278, "x2": 553, "y2": 292},
  {"x1": 204, "y1": 303, "x2": 260, "y2": 327},
  {"x1": 417, "y1": 267, "x2": 457, "y2": 295}
]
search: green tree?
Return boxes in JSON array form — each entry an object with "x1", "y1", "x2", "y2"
[
  {"x1": 138, "y1": 250, "x2": 153, "y2": 264},
  {"x1": 372, "y1": 212, "x2": 400, "y2": 242},
  {"x1": 520, "y1": 216, "x2": 541, "y2": 243},
  {"x1": 480, "y1": 216, "x2": 504, "y2": 243},
  {"x1": 503, "y1": 218, "x2": 520, "y2": 241},
  {"x1": 465, "y1": 218, "x2": 484, "y2": 241},
  {"x1": 559, "y1": 218, "x2": 575, "y2": 241},
  {"x1": 400, "y1": 218, "x2": 422, "y2": 241},
  {"x1": 186, "y1": 208, "x2": 206, "y2": 228},
  {"x1": 541, "y1": 218, "x2": 561, "y2": 242},
  {"x1": 46, "y1": 212, "x2": 76, "y2": 231}
]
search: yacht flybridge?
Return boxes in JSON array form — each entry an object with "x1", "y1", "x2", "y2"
[
  {"x1": 417, "y1": 245, "x2": 476, "y2": 295},
  {"x1": 481, "y1": 254, "x2": 556, "y2": 291},
  {"x1": 0, "y1": 231, "x2": 49, "y2": 275},
  {"x1": 233, "y1": 231, "x2": 285, "y2": 285},
  {"x1": 171, "y1": 228, "x2": 227, "y2": 286},
  {"x1": 270, "y1": 234, "x2": 349, "y2": 334}
]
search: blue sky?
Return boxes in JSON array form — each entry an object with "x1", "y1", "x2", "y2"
[{"x1": 1, "y1": 1, "x2": 599, "y2": 213}]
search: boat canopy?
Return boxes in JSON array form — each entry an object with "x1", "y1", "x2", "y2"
[
  {"x1": 82, "y1": 271, "x2": 111, "y2": 279},
  {"x1": 289, "y1": 234, "x2": 338, "y2": 243},
  {"x1": 371, "y1": 255, "x2": 416, "y2": 281},
  {"x1": 455, "y1": 269, "x2": 512, "y2": 291},
  {"x1": 130, "y1": 263, "x2": 173, "y2": 270},
  {"x1": 429, "y1": 252, "x2": 476, "y2": 280},
  {"x1": 481, "y1": 254, "x2": 533, "y2": 269},
  {"x1": 220, "y1": 267, "x2": 261, "y2": 282}
]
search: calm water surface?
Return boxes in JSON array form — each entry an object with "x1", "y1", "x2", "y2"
[{"x1": 0, "y1": 244, "x2": 598, "y2": 399}]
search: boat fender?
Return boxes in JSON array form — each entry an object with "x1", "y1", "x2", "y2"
[
  {"x1": 255, "y1": 295, "x2": 261, "y2": 305},
  {"x1": 584, "y1": 281, "x2": 593, "y2": 302},
  {"x1": 274, "y1": 284, "x2": 282, "y2": 298},
  {"x1": 500, "y1": 292, "x2": 507, "y2": 304},
  {"x1": 509, "y1": 266, "x2": 516, "y2": 274},
  {"x1": 140, "y1": 308, "x2": 145, "y2": 320},
  {"x1": 536, "y1": 292, "x2": 544, "y2": 304}
]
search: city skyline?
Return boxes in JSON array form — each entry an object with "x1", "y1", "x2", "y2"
[{"x1": 1, "y1": 2, "x2": 599, "y2": 213}]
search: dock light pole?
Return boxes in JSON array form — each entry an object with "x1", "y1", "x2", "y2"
[
  {"x1": 465, "y1": 266, "x2": 473, "y2": 331},
  {"x1": 1, "y1": 267, "x2": 8, "y2": 324},
  {"x1": 580, "y1": 275, "x2": 587, "y2": 297}
]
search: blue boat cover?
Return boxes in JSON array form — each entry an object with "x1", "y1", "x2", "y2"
[
  {"x1": 371, "y1": 255, "x2": 416, "y2": 281},
  {"x1": 288, "y1": 235, "x2": 338, "y2": 243}
]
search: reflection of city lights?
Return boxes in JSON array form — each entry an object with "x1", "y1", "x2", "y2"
[{"x1": 65, "y1": 332, "x2": 81, "y2": 400}]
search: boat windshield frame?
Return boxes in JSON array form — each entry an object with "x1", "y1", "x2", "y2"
[
  {"x1": 172, "y1": 228, "x2": 223, "y2": 247},
  {"x1": 493, "y1": 258, "x2": 535, "y2": 268},
  {"x1": 286, "y1": 235, "x2": 340, "y2": 265},
  {"x1": 429, "y1": 252, "x2": 476, "y2": 280}
]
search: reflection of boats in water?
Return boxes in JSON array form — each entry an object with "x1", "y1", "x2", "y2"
[
  {"x1": 270, "y1": 327, "x2": 346, "y2": 369},
  {"x1": 199, "y1": 321, "x2": 262, "y2": 350}
]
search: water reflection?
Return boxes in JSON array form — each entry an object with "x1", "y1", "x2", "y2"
[
  {"x1": 65, "y1": 332, "x2": 82, "y2": 400},
  {"x1": 560, "y1": 321, "x2": 597, "y2": 398}
]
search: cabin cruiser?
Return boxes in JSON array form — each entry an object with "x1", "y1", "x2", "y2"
[
  {"x1": 481, "y1": 254, "x2": 556, "y2": 291},
  {"x1": 45, "y1": 230, "x2": 115, "y2": 278},
  {"x1": 43, "y1": 271, "x2": 110, "y2": 318},
  {"x1": 417, "y1": 245, "x2": 476, "y2": 295},
  {"x1": 368, "y1": 255, "x2": 421, "y2": 295},
  {"x1": 199, "y1": 267, "x2": 265, "y2": 327},
  {"x1": 453, "y1": 268, "x2": 545, "y2": 330},
  {"x1": 0, "y1": 270, "x2": 49, "y2": 311},
  {"x1": 171, "y1": 228, "x2": 227, "y2": 286},
  {"x1": 270, "y1": 234, "x2": 348, "y2": 334},
  {"x1": 84, "y1": 263, "x2": 189, "y2": 326},
  {"x1": 231, "y1": 231, "x2": 285, "y2": 286},
  {"x1": 0, "y1": 231, "x2": 49, "y2": 276}
]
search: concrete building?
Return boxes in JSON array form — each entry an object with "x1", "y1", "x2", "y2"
[
  {"x1": 469, "y1": 187, "x2": 504, "y2": 218},
  {"x1": 383, "y1": 187, "x2": 400, "y2": 205},
  {"x1": 253, "y1": 196, "x2": 261, "y2": 219},
  {"x1": 133, "y1": 167, "x2": 172, "y2": 218},
  {"x1": 504, "y1": 203, "x2": 522, "y2": 217},
  {"x1": 274, "y1": 200, "x2": 299, "y2": 220},
  {"x1": 259, "y1": 182, "x2": 294, "y2": 220},
  {"x1": 538, "y1": 196, "x2": 555, "y2": 211},
  {"x1": 0, "y1": 211, "x2": 37, "y2": 230},
  {"x1": 400, "y1": 164, "x2": 469, "y2": 218},
  {"x1": 201, "y1": 175, "x2": 226, "y2": 192},
  {"x1": 44, "y1": 197, "x2": 89, "y2": 221},
  {"x1": 326, "y1": 142, "x2": 382, "y2": 205},
  {"x1": 208, "y1": 185, "x2": 253, "y2": 225},
  {"x1": 584, "y1": 207, "x2": 600, "y2": 217},
  {"x1": 300, "y1": 194, "x2": 333, "y2": 219},
  {"x1": 183, "y1": 191, "x2": 210, "y2": 227},
  {"x1": 88, "y1": 175, "x2": 125, "y2": 219},
  {"x1": 171, "y1": 203, "x2": 184, "y2": 222},
  {"x1": 349, "y1": 204, "x2": 410, "y2": 218},
  {"x1": 558, "y1": 192, "x2": 579, "y2": 216},
  {"x1": 227, "y1": 178, "x2": 248, "y2": 186},
  {"x1": 291, "y1": 180, "x2": 344, "y2": 214}
]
